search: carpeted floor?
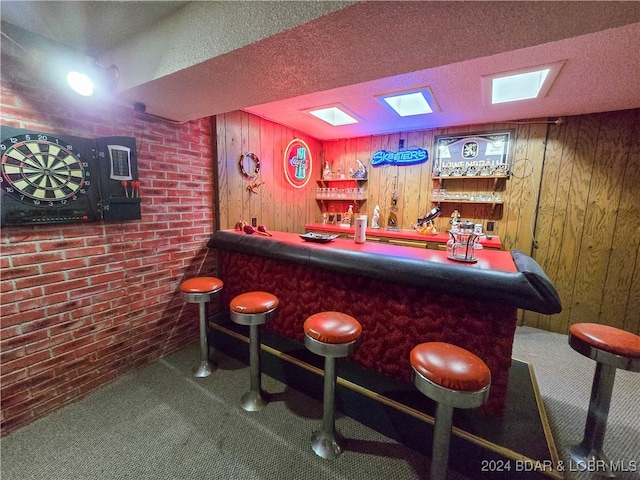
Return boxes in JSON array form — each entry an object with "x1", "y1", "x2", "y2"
[
  {"x1": 1, "y1": 326, "x2": 638, "y2": 480},
  {"x1": 0, "y1": 342, "x2": 468, "y2": 480},
  {"x1": 511, "y1": 327, "x2": 639, "y2": 480}
]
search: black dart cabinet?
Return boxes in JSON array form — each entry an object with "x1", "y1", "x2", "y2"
[
  {"x1": 0, "y1": 126, "x2": 141, "y2": 226},
  {"x1": 95, "y1": 136, "x2": 141, "y2": 222}
]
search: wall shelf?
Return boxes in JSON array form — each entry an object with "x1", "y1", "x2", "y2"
[
  {"x1": 432, "y1": 175, "x2": 507, "y2": 217},
  {"x1": 432, "y1": 199, "x2": 504, "y2": 205},
  {"x1": 316, "y1": 178, "x2": 367, "y2": 205},
  {"x1": 431, "y1": 198, "x2": 503, "y2": 215},
  {"x1": 433, "y1": 175, "x2": 508, "y2": 190},
  {"x1": 432, "y1": 175, "x2": 509, "y2": 180},
  {"x1": 317, "y1": 179, "x2": 368, "y2": 184}
]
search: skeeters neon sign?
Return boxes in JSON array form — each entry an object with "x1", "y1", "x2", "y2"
[{"x1": 371, "y1": 148, "x2": 428, "y2": 167}]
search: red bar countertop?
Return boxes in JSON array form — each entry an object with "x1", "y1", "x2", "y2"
[
  {"x1": 208, "y1": 229, "x2": 561, "y2": 315},
  {"x1": 305, "y1": 223, "x2": 503, "y2": 249}
]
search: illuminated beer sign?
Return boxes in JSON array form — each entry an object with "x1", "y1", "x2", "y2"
[
  {"x1": 283, "y1": 138, "x2": 313, "y2": 188},
  {"x1": 371, "y1": 148, "x2": 428, "y2": 167},
  {"x1": 433, "y1": 131, "x2": 512, "y2": 177}
]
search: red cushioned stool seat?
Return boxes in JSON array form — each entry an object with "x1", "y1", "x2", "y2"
[
  {"x1": 230, "y1": 291, "x2": 279, "y2": 325},
  {"x1": 180, "y1": 277, "x2": 224, "y2": 303},
  {"x1": 304, "y1": 311, "x2": 362, "y2": 358},
  {"x1": 569, "y1": 323, "x2": 640, "y2": 371},
  {"x1": 230, "y1": 291, "x2": 279, "y2": 412},
  {"x1": 179, "y1": 276, "x2": 224, "y2": 378},
  {"x1": 410, "y1": 342, "x2": 491, "y2": 480},
  {"x1": 567, "y1": 323, "x2": 640, "y2": 476},
  {"x1": 303, "y1": 311, "x2": 362, "y2": 460},
  {"x1": 410, "y1": 342, "x2": 491, "y2": 400}
]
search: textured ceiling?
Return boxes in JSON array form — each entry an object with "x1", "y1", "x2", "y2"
[{"x1": 2, "y1": 1, "x2": 640, "y2": 140}]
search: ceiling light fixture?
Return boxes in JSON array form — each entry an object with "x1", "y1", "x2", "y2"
[
  {"x1": 307, "y1": 105, "x2": 359, "y2": 126},
  {"x1": 492, "y1": 69, "x2": 549, "y2": 103},
  {"x1": 377, "y1": 87, "x2": 439, "y2": 117},
  {"x1": 66, "y1": 61, "x2": 119, "y2": 97},
  {"x1": 67, "y1": 71, "x2": 95, "y2": 96},
  {"x1": 484, "y1": 61, "x2": 565, "y2": 105}
]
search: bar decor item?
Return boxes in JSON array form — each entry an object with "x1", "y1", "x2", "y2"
[
  {"x1": 433, "y1": 131, "x2": 512, "y2": 177},
  {"x1": 283, "y1": 138, "x2": 313, "y2": 188},
  {"x1": 354, "y1": 216, "x2": 367, "y2": 244},
  {"x1": 446, "y1": 221, "x2": 480, "y2": 263},
  {"x1": 387, "y1": 176, "x2": 399, "y2": 231}
]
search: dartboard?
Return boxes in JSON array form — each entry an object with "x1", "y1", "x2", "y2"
[{"x1": 1, "y1": 133, "x2": 91, "y2": 206}]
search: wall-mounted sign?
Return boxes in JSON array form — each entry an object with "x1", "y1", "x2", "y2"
[
  {"x1": 433, "y1": 131, "x2": 512, "y2": 177},
  {"x1": 283, "y1": 138, "x2": 312, "y2": 188},
  {"x1": 371, "y1": 148, "x2": 428, "y2": 167}
]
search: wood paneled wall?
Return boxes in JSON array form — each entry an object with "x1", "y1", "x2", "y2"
[
  {"x1": 215, "y1": 109, "x2": 640, "y2": 335},
  {"x1": 525, "y1": 109, "x2": 640, "y2": 335},
  {"x1": 216, "y1": 111, "x2": 321, "y2": 233}
]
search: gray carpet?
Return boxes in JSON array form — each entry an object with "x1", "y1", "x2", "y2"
[
  {"x1": 512, "y1": 326, "x2": 639, "y2": 480},
  {"x1": 1, "y1": 326, "x2": 638, "y2": 480},
  {"x1": 0, "y1": 343, "x2": 466, "y2": 480}
]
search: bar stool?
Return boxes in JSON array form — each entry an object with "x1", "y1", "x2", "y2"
[
  {"x1": 567, "y1": 323, "x2": 640, "y2": 477},
  {"x1": 410, "y1": 342, "x2": 491, "y2": 480},
  {"x1": 303, "y1": 311, "x2": 362, "y2": 459},
  {"x1": 179, "y1": 276, "x2": 224, "y2": 378},
  {"x1": 230, "y1": 291, "x2": 279, "y2": 411}
]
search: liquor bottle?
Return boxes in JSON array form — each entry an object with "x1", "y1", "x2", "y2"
[{"x1": 387, "y1": 189, "x2": 399, "y2": 231}]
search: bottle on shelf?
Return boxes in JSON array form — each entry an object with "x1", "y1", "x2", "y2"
[
  {"x1": 387, "y1": 177, "x2": 399, "y2": 231},
  {"x1": 342, "y1": 205, "x2": 354, "y2": 226}
]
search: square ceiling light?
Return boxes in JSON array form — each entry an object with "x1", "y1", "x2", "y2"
[
  {"x1": 307, "y1": 105, "x2": 359, "y2": 126},
  {"x1": 377, "y1": 87, "x2": 438, "y2": 117},
  {"x1": 484, "y1": 61, "x2": 565, "y2": 105}
]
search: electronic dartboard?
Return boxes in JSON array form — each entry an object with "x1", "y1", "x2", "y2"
[
  {"x1": 1, "y1": 127, "x2": 140, "y2": 226},
  {"x1": 1, "y1": 128, "x2": 100, "y2": 225}
]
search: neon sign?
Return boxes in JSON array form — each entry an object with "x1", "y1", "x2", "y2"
[
  {"x1": 371, "y1": 148, "x2": 428, "y2": 167},
  {"x1": 283, "y1": 138, "x2": 313, "y2": 188}
]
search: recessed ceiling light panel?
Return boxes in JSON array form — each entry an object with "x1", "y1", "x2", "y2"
[
  {"x1": 376, "y1": 87, "x2": 439, "y2": 117},
  {"x1": 383, "y1": 92, "x2": 433, "y2": 116},
  {"x1": 483, "y1": 61, "x2": 565, "y2": 106},
  {"x1": 491, "y1": 69, "x2": 550, "y2": 104},
  {"x1": 307, "y1": 105, "x2": 359, "y2": 126}
]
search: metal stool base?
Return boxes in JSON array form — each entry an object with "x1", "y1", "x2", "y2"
[
  {"x1": 193, "y1": 301, "x2": 215, "y2": 378},
  {"x1": 194, "y1": 360, "x2": 215, "y2": 378},
  {"x1": 240, "y1": 389, "x2": 268, "y2": 412},
  {"x1": 568, "y1": 443, "x2": 615, "y2": 478},
  {"x1": 567, "y1": 361, "x2": 617, "y2": 477},
  {"x1": 311, "y1": 429, "x2": 344, "y2": 460}
]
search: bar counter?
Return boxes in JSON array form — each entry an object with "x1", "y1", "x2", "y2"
[
  {"x1": 305, "y1": 223, "x2": 503, "y2": 249},
  {"x1": 207, "y1": 229, "x2": 561, "y2": 414}
]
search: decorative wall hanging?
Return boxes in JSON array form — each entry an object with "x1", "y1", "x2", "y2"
[
  {"x1": 0, "y1": 126, "x2": 140, "y2": 226},
  {"x1": 239, "y1": 152, "x2": 264, "y2": 194},
  {"x1": 433, "y1": 131, "x2": 512, "y2": 177},
  {"x1": 239, "y1": 152, "x2": 260, "y2": 178},
  {"x1": 283, "y1": 138, "x2": 312, "y2": 188},
  {"x1": 370, "y1": 147, "x2": 428, "y2": 167}
]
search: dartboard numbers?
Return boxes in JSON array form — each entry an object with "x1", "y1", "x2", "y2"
[{"x1": 1, "y1": 134, "x2": 91, "y2": 207}]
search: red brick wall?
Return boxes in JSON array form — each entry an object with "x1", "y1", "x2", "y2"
[{"x1": 0, "y1": 48, "x2": 217, "y2": 435}]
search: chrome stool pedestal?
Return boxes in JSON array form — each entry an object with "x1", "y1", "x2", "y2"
[
  {"x1": 303, "y1": 311, "x2": 362, "y2": 460},
  {"x1": 568, "y1": 323, "x2": 640, "y2": 478},
  {"x1": 410, "y1": 342, "x2": 491, "y2": 480},
  {"x1": 179, "y1": 277, "x2": 223, "y2": 378},
  {"x1": 230, "y1": 291, "x2": 279, "y2": 412}
]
